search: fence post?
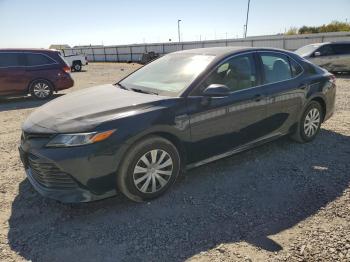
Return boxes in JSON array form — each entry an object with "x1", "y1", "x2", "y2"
[
  {"x1": 91, "y1": 48, "x2": 95, "y2": 62},
  {"x1": 130, "y1": 46, "x2": 133, "y2": 62},
  {"x1": 115, "y1": 47, "x2": 119, "y2": 62},
  {"x1": 283, "y1": 37, "x2": 286, "y2": 49},
  {"x1": 162, "y1": 44, "x2": 165, "y2": 54},
  {"x1": 104, "y1": 47, "x2": 107, "y2": 62}
]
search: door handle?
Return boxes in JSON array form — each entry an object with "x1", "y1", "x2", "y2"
[{"x1": 253, "y1": 94, "x2": 265, "y2": 102}]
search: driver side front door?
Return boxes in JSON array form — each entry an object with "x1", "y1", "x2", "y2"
[{"x1": 186, "y1": 52, "x2": 272, "y2": 164}]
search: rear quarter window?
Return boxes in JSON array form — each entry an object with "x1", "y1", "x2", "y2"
[
  {"x1": 289, "y1": 58, "x2": 303, "y2": 77},
  {"x1": 26, "y1": 53, "x2": 56, "y2": 66}
]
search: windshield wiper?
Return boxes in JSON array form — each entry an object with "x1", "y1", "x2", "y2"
[
  {"x1": 130, "y1": 88, "x2": 158, "y2": 95},
  {"x1": 115, "y1": 83, "x2": 127, "y2": 90}
]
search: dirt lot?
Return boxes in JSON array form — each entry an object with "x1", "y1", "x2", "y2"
[{"x1": 0, "y1": 63, "x2": 349, "y2": 262}]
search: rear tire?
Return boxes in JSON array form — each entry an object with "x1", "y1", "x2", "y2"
[
  {"x1": 117, "y1": 136, "x2": 180, "y2": 202},
  {"x1": 291, "y1": 101, "x2": 323, "y2": 143},
  {"x1": 30, "y1": 80, "x2": 53, "y2": 99},
  {"x1": 72, "y1": 62, "x2": 82, "y2": 72}
]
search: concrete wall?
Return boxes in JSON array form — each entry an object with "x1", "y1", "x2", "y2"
[{"x1": 62, "y1": 31, "x2": 350, "y2": 62}]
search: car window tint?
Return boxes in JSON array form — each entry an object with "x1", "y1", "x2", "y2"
[
  {"x1": 26, "y1": 54, "x2": 55, "y2": 66},
  {"x1": 290, "y1": 58, "x2": 303, "y2": 77},
  {"x1": 203, "y1": 53, "x2": 257, "y2": 92},
  {"x1": 260, "y1": 53, "x2": 292, "y2": 84},
  {"x1": 0, "y1": 53, "x2": 22, "y2": 67},
  {"x1": 317, "y1": 45, "x2": 334, "y2": 56},
  {"x1": 332, "y1": 44, "x2": 350, "y2": 55}
]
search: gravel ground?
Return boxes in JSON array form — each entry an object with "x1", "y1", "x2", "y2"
[{"x1": 0, "y1": 63, "x2": 349, "y2": 262}]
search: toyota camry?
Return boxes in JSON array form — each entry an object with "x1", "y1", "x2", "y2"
[{"x1": 19, "y1": 47, "x2": 336, "y2": 203}]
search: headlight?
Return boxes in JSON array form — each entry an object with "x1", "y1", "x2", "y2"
[{"x1": 46, "y1": 129, "x2": 116, "y2": 147}]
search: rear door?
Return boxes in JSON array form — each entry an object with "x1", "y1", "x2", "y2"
[
  {"x1": 0, "y1": 52, "x2": 27, "y2": 95},
  {"x1": 24, "y1": 53, "x2": 59, "y2": 84},
  {"x1": 257, "y1": 51, "x2": 304, "y2": 135},
  {"x1": 331, "y1": 43, "x2": 350, "y2": 71}
]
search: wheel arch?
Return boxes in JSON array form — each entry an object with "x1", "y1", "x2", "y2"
[
  {"x1": 27, "y1": 78, "x2": 55, "y2": 93},
  {"x1": 310, "y1": 96, "x2": 326, "y2": 122},
  {"x1": 120, "y1": 130, "x2": 188, "y2": 173},
  {"x1": 72, "y1": 60, "x2": 82, "y2": 65}
]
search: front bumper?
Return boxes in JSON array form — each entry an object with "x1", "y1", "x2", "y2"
[{"x1": 18, "y1": 136, "x2": 127, "y2": 203}]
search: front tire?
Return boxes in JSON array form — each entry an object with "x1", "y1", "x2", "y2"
[
  {"x1": 291, "y1": 101, "x2": 323, "y2": 143},
  {"x1": 30, "y1": 80, "x2": 53, "y2": 99},
  {"x1": 117, "y1": 136, "x2": 180, "y2": 202}
]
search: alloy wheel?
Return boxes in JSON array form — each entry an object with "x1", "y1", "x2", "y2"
[
  {"x1": 303, "y1": 108, "x2": 321, "y2": 137},
  {"x1": 33, "y1": 82, "x2": 50, "y2": 98},
  {"x1": 133, "y1": 149, "x2": 173, "y2": 194}
]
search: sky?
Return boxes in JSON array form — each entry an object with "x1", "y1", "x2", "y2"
[{"x1": 0, "y1": 0, "x2": 349, "y2": 48}]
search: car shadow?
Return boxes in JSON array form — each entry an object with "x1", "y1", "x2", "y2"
[
  {"x1": 0, "y1": 94, "x2": 64, "y2": 112},
  {"x1": 7, "y1": 129, "x2": 350, "y2": 262}
]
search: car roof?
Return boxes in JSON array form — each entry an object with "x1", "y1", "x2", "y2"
[
  {"x1": 0, "y1": 48, "x2": 57, "y2": 53},
  {"x1": 173, "y1": 46, "x2": 296, "y2": 62},
  {"x1": 304, "y1": 41, "x2": 350, "y2": 47}
]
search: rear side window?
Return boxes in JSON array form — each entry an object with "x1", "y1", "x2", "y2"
[
  {"x1": 26, "y1": 53, "x2": 56, "y2": 66},
  {"x1": 260, "y1": 53, "x2": 292, "y2": 84},
  {"x1": 332, "y1": 44, "x2": 350, "y2": 55},
  {"x1": 0, "y1": 53, "x2": 24, "y2": 67}
]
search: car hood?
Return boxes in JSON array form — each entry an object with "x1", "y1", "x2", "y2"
[{"x1": 23, "y1": 84, "x2": 168, "y2": 133}]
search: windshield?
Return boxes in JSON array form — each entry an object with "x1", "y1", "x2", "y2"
[
  {"x1": 295, "y1": 44, "x2": 320, "y2": 57},
  {"x1": 119, "y1": 53, "x2": 215, "y2": 96}
]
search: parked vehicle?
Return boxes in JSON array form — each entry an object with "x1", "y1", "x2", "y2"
[
  {"x1": 19, "y1": 47, "x2": 336, "y2": 203},
  {"x1": 295, "y1": 41, "x2": 350, "y2": 73},
  {"x1": 0, "y1": 49, "x2": 74, "y2": 99},
  {"x1": 59, "y1": 51, "x2": 88, "y2": 72}
]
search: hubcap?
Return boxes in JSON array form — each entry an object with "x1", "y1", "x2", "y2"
[
  {"x1": 133, "y1": 149, "x2": 173, "y2": 194},
  {"x1": 304, "y1": 108, "x2": 320, "y2": 137},
  {"x1": 33, "y1": 82, "x2": 50, "y2": 98},
  {"x1": 75, "y1": 64, "x2": 81, "y2": 70}
]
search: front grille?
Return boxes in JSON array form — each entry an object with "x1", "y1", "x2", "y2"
[{"x1": 27, "y1": 154, "x2": 78, "y2": 190}]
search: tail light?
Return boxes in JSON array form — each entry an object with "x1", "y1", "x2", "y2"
[
  {"x1": 62, "y1": 66, "x2": 71, "y2": 73},
  {"x1": 329, "y1": 74, "x2": 336, "y2": 84},
  {"x1": 85, "y1": 56, "x2": 88, "y2": 62}
]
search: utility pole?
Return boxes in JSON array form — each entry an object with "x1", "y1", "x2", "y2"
[
  {"x1": 244, "y1": 0, "x2": 251, "y2": 38},
  {"x1": 178, "y1": 19, "x2": 182, "y2": 42}
]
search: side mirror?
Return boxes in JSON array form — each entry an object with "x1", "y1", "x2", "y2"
[
  {"x1": 203, "y1": 84, "x2": 230, "y2": 97},
  {"x1": 314, "y1": 51, "x2": 321, "y2": 57}
]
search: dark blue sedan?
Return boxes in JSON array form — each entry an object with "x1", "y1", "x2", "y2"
[{"x1": 19, "y1": 47, "x2": 336, "y2": 202}]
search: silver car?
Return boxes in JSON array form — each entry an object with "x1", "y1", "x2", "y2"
[{"x1": 295, "y1": 41, "x2": 350, "y2": 73}]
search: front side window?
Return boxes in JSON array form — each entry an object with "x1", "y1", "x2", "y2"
[
  {"x1": 0, "y1": 53, "x2": 23, "y2": 67},
  {"x1": 317, "y1": 45, "x2": 334, "y2": 56},
  {"x1": 26, "y1": 54, "x2": 55, "y2": 66},
  {"x1": 120, "y1": 53, "x2": 215, "y2": 96},
  {"x1": 201, "y1": 53, "x2": 257, "y2": 93},
  {"x1": 260, "y1": 53, "x2": 292, "y2": 84}
]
